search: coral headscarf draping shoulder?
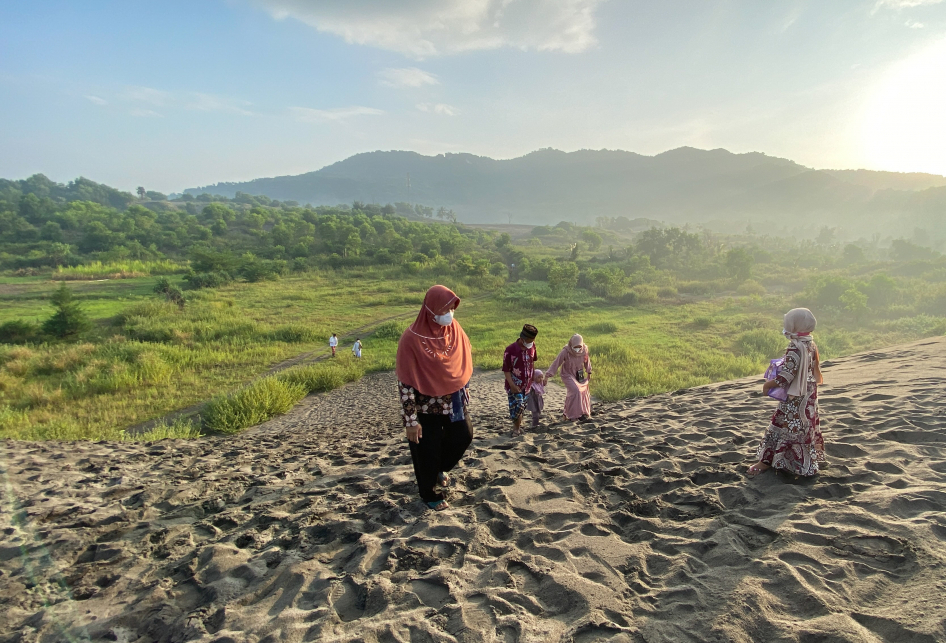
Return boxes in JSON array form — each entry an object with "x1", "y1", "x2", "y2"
[{"x1": 395, "y1": 285, "x2": 473, "y2": 397}]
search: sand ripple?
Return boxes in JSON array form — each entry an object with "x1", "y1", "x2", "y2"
[{"x1": 3, "y1": 342, "x2": 946, "y2": 642}]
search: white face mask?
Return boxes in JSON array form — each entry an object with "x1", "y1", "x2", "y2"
[
  {"x1": 524, "y1": 341, "x2": 534, "y2": 349},
  {"x1": 433, "y1": 310, "x2": 454, "y2": 326},
  {"x1": 572, "y1": 345, "x2": 583, "y2": 353}
]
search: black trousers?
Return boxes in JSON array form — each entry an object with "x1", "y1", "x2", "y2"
[{"x1": 409, "y1": 414, "x2": 473, "y2": 502}]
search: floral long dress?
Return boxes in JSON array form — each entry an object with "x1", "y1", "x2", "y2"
[{"x1": 756, "y1": 342, "x2": 825, "y2": 476}]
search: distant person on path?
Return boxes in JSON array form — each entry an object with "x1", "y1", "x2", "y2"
[
  {"x1": 749, "y1": 308, "x2": 825, "y2": 477},
  {"x1": 526, "y1": 368, "x2": 547, "y2": 428},
  {"x1": 503, "y1": 324, "x2": 539, "y2": 436},
  {"x1": 352, "y1": 338, "x2": 362, "y2": 358},
  {"x1": 547, "y1": 334, "x2": 593, "y2": 422},
  {"x1": 329, "y1": 333, "x2": 338, "y2": 357},
  {"x1": 395, "y1": 285, "x2": 474, "y2": 511}
]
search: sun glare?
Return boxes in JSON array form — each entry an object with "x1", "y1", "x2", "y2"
[{"x1": 862, "y1": 37, "x2": 946, "y2": 176}]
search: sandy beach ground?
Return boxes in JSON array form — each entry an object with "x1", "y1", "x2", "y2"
[{"x1": 2, "y1": 340, "x2": 946, "y2": 642}]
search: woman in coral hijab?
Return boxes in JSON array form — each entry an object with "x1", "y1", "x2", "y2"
[{"x1": 396, "y1": 285, "x2": 474, "y2": 511}]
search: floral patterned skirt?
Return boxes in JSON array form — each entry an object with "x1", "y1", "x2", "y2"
[{"x1": 756, "y1": 384, "x2": 825, "y2": 476}]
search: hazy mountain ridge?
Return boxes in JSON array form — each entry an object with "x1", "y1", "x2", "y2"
[{"x1": 185, "y1": 147, "x2": 946, "y2": 235}]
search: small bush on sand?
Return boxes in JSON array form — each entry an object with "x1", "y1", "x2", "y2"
[
  {"x1": 203, "y1": 377, "x2": 307, "y2": 434},
  {"x1": 280, "y1": 360, "x2": 365, "y2": 394},
  {"x1": 126, "y1": 418, "x2": 202, "y2": 441}
]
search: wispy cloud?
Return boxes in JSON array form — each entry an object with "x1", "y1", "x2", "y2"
[
  {"x1": 130, "y1": 109, "x2": 163, "y2": 118},
  {"x1": 84, "y1": 95, "x2": 108, "y2": 106},
  {"x1": 188, "y1": 93, "x2": 255, "y2": 116},
  {"x1": 873, "y1": 0, "x2": 943, "y2": 12},
  {"x1": 416, "y1": 102, "x2": 459, "y2": 116},
  {"x1": 123, "y1": 86, "x2": 172, "y2": 106},
  {"x1": 290, "y1": 105, "x2": 385, "y2": 122},
  {"x1": 120, "y1": 86, "x2": 255, "y2": 115},
  {"x1": 255, "y1": 0, "x2": 603, "y2": 58},
  {"x1": 379, "y1": 67, "x2": 439, "y2": 88},
  {"x1": 906, "y1": 19, "x2": 925, "y2": 27}
]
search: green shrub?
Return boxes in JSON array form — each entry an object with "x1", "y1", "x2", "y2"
[
  {"x1": 280, "y1": 361, "x2": 365, "y2": 394},
  {"x1": 691, "y1": 316, "x2": 714, "y2": 329},
  {"x1": 735, "y1": 329, "x2": 785, "y2": 359},
  {"x1": 183, "y1": 271, "x2": 234, "y2": 290},
  {"x1": 501, "y1": 281, "x2": 598, "y2": 311},
  {"x1": 203, "y1": 377, "x2": 307, "y2": 434},
  {"x1": 657, "y1": 286, "x2": 678, "y2": 298},
  {"x1": 585, "y1": 321, "x2": 619, "y2": 334},
  {"x1": 615, "y1": 291, "x2": 639, "y2": 306},
  {"x1": 804, "y1": 275, "x2": 853, "y2": 310},
  {"x1": 126, "y1": 418, "x2": 202, "y2": 441},
  {"x1": 631, "y1": 285, "x2": 658, "y2": 304},
  {"x1": 736, "y1": 279, "x2": 766, "y2": 297},
  {"x1": 42, "y1": 283, "x2": 90, "y2": 338},
  {"x1": 678, "y1": 281, "x2": 718, "y2": 296},
  {"x1": 0, "y1": 320, "x2": 41, "y2": 344},
  {"x1": 0, "y1": 405, "x2": 30, "y2": 438},
  {"x1": 373, "y1": 321, "x2": 405, "y2": 341},
  {"x1": 271, "y1": 324, "x2": 321, "y2": 343},
  {"x1": 548, "y1": 261, "x2": 579, "y2": 292}
]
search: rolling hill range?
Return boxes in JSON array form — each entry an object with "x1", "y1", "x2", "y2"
[{"x1": 185, "y1": 147, "x2": 946, "y2": 237}]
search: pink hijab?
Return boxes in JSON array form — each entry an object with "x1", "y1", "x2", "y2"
[{"x1": 548, "y1": 334, "x2": 589, "y2": 378}]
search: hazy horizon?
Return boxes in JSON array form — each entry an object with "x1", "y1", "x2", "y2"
[{"x1": 2, "y1": 0, "x2": 945, "y2": 193}]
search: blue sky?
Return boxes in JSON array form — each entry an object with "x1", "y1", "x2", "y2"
[{"x1": 1, "y1": 0, "x2": 945, "y2": 193}]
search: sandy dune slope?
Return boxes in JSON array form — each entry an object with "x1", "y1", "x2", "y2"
[{"x1": 2, "y1": 340, "x2": 946, "y2": 643}]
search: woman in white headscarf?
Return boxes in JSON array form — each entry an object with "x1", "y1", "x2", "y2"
[{"x1": 749, "y1": 308, "x2": 825, "y2": 476}]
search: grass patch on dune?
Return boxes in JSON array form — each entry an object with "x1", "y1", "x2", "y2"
[
  {"x1": 202, "y1": 377, "x2": 308, "y2": 434},
  {"x1": 202, "y1": 356, "x2": 369, "y2": 434}
]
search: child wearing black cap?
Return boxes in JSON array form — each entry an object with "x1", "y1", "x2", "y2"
[{"x1": 502, "y1": 324, "x2": 538, "y2": 436}]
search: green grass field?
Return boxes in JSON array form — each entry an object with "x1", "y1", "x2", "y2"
[{"x1": 2, "y1": 260, "x2": 945, "y2": 441}]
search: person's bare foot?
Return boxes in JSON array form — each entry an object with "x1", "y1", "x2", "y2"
[{"x1": 747, "y1": 462, "x2": 771, "y2": 477}]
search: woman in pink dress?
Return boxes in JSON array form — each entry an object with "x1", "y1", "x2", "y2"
[{"x1": 546, "y1": 334, "x2": 593, "y2": 421}]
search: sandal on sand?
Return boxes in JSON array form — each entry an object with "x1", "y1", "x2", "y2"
[
  {"x1": 437, "y1": 472, "x2": 452, "y2": 488},
  {"x1": 426, "y1": 499, "x2": 449, "y2": 511},
  {"x1": 747, "y1": 462, "x2": 771, "y2": 477}
]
